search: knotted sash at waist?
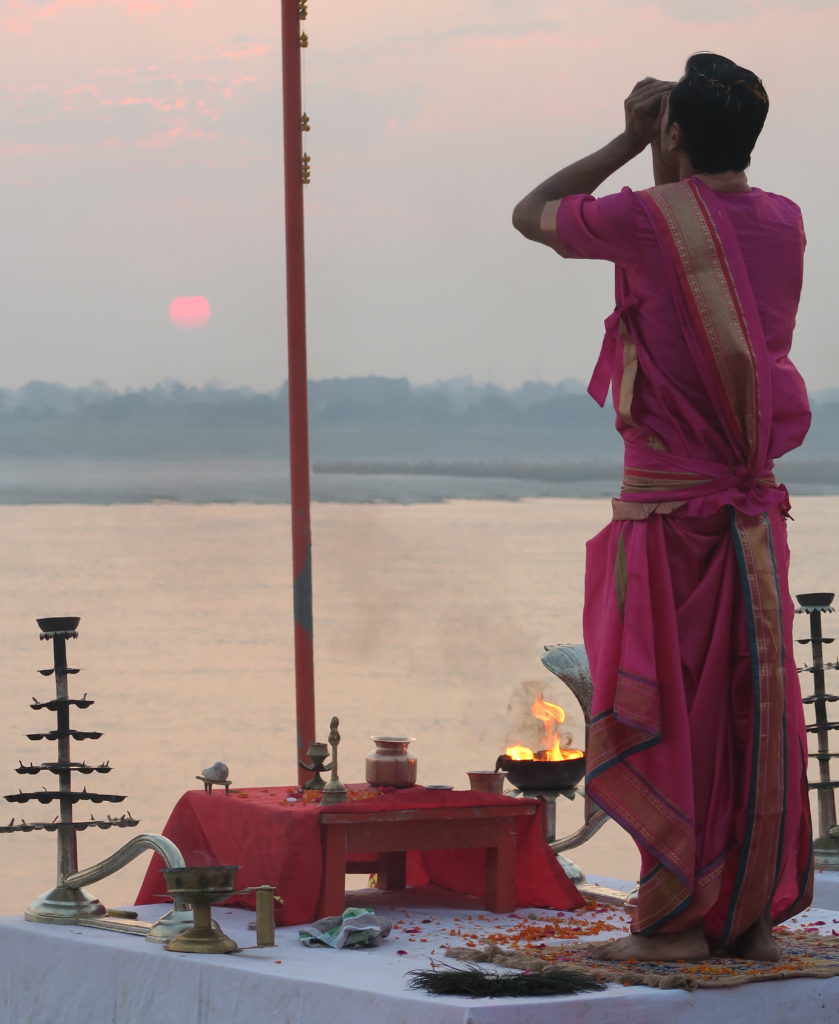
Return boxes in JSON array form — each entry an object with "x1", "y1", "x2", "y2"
[{"x1": 613, "y1": 444, "x2": 786, "y2": 520}]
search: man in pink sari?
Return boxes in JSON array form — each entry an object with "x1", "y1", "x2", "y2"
[{"x1": 513, "y1": 54, "x2": 813, "y2": 961}]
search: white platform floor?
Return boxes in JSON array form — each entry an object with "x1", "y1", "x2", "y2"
[{"x1": 1, "y1": 875, "x2": 838, "y2": 1024}]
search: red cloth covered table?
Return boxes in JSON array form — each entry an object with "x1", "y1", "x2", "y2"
[{"x1": 135, "y1": 785, "x2": 583, "y2": 925}]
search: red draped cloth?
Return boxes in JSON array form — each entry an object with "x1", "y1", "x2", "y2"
[
  {"x1": 543, "y1": 178, "x2": 814, "y2": 945},
  {"x1": 135, "y1": 785, "x2": 583, "y2": 925}
]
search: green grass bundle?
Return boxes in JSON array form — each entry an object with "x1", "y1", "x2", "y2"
[{"x1": 406, "y1": 960, "x2": 607, "y2": 998}]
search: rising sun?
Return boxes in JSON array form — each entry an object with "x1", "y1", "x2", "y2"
[{"x1": 169, "y1": 295, "x2": 212, "y2": 329}]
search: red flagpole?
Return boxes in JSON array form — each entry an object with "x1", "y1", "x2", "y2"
[{"x1": 281, "y1": 0, "x2": 316, "y2": 784}]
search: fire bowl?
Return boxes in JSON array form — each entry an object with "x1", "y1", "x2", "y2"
[
  {"x1": 36, "y1": 616, "x2": 81, "y2": 634},
  {"x1": 796, "y1": 592, "x2": 835, "y2": 608},
  {"x1": 495, "y1": 753, "x2": 586, "y2": 791},
  {"x1": 160, "y1": 864, "x2": 239, "y2": 895}
]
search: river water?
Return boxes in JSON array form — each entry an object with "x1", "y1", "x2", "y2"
[{"x1": 0, "y1": 495, "x2": 836, "y2": 916}]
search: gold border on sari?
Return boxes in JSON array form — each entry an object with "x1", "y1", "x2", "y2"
[
  {"x1": 642, "y1": 183, "x2": 758, "y2": 458},
  {"x1": 722, "y1": 509, "x2": 786, "y2": 943},
  {"x1": 617, "y1": 318, "x2": 638, "y2": 428},
  {"x1": 539, "y1": 198, "x2": 580, "y2": 258}
]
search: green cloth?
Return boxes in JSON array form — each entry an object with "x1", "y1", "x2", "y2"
[{"x1": 298, "y1": 908, "x2": 392, "y2": 949}]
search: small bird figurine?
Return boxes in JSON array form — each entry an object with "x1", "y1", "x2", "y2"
[{"x1": 197, "y1": 762, "x2": 232, "y2": 795}]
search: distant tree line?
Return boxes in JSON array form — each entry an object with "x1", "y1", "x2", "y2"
[
  {"x1": 0, "y1": 376, "x2": 590, "y2": 424},
  {"x1": 1, "y1": 377, "x2": 838, "y2": 472}
]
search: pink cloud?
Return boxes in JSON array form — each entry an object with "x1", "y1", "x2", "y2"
[
  {"x1": 217, "y1": 43, "x2": 271, "y2": 60},
  {"x1": 134, "y1": 119, "x2": 219, "y2": 149},
  {"x1": 0, "y1": 142, "x2": 50, "y2": 155},
  {"x1": 2, "y1": 0, "x2": 165, "y2": 33},
  {"x1": 0, "y1": 141, "x2": 76, "y2": 155},
  {"x1": 135, "y1": 121, "x2": 188, "y2": 149},
  {"x1": 65, "y1": 83, "x2": 99, "y2": 96},
  {"x1": 122, "y1": 0, "x2": 163, "y2": 16},
  {"x1": 3, "y1": 18, "x2": 32, "y2": 35}
]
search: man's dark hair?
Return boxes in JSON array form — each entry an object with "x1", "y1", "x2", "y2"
[{"x1": 668, "y1": 53, "x2": 769, "y2": 173}]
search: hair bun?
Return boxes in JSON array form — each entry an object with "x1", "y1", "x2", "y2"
[{"x1": 686, "y1": 53, "x2": 767, "y2": 105}]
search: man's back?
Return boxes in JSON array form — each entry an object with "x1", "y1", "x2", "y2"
[{"x1": 551, "y1": 182, "x2": 809, "y2": 467}]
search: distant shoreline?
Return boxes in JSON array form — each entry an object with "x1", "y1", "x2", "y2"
[
  {"x1": 0, "y1": 455, "x2": 835, "y2": 505},
  {"x1": 314, "y1": 457, "x2": 839, "y2": 487}
]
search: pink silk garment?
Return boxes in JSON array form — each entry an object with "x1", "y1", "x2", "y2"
[{"x1": 542, "y1": 178, "x2": 813, "y2": 945}]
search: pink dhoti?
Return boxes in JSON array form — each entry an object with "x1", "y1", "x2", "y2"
[{"x1": 584, "y1": 500, "x2": 812, "y2": 943}]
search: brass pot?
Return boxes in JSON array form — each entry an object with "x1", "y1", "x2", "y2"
[{"x1": 365, "y1": 736, "x2": 417, "y2": 787}]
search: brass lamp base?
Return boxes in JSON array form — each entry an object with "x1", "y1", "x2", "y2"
[
  {"x1": 814, "y1": 834, "x2": 839, "y2": 872},
  {"x1": 164, "y1": 919, "x2": 239, "y2": 954},
  {"x1": 25, "y1": 885, "x2": 106, "y2": 924}
]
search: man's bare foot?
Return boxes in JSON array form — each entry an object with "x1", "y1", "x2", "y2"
[
  {"x1": 725, "y1": 910, "x2": 780, "y2": 962},
  {"x1": 591, "y1": 925, "x2": 710, "y2": 962}
]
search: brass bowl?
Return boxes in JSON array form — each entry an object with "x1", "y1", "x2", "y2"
[
  {"x1": 495, "y1": 754, "x2": 586, "y2": 791},
  {"x1": 796, "y1": 592, "x2": 835, "y2": 607},
  {"x1": 161, "y1": 865, "x2": 240, "y2": 895},
  {"x1": 37, "y1": 616, "x2": 81, "y2": 633}
]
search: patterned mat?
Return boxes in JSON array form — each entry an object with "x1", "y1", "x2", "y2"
[{"x1": 447, "y1": 931, "x2": 839, "y2": 990}]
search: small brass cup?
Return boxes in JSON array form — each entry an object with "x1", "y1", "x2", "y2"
[{"x1": 467, "y1": 770, "x2": 507, "y2": 795}]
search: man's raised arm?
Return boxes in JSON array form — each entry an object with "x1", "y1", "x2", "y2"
[{"x1": 512, "y1": 78, "x2": 674, "y2": 245}]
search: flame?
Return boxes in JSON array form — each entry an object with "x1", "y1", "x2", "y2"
[
  {"x1": 506, "y1": 745, "x2": 536, "y2": 761},
  {"x1": 505, "y1": 694, "x2": 583, "y2": 761}
]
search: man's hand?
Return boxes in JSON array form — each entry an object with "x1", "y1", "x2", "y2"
[
  {"x1": 624, "y1": 78, "x2": 674, "y2": 151},
  {"x1": 512, "y1": 75, "x2": 676, "y2": 245}
]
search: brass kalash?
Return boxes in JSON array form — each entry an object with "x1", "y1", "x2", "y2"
[{"x1": 1, "y1": 617, "x2": 191, "y2": 943}]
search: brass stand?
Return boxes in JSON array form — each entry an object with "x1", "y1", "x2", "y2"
[
  {"x1": 164, "y1": 899, "x2": 239, "y2": 954},
  {"x1": 320, "y1": 717, "x2": 347, "y2": 805},
  {"x1": 2, "y1": 617, "x2": 191, "y2": 940},
  {"x1": 797, "y1": 593, "x2": 839, "y2": 870},
  {"x1": 161, "y1": 865, "x2": 241, "y2": 954},
  {"x1": 298, "y1": 741, "x2": 331, "y2": 790}
]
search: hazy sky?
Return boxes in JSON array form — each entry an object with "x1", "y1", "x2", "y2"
[{"x1": 0, "y1": 0, "x2": 834, "y2": 390}]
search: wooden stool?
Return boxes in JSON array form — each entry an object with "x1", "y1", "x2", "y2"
[{"x1": 317, "y1": 803, "x2": 537, "y2": 917}]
